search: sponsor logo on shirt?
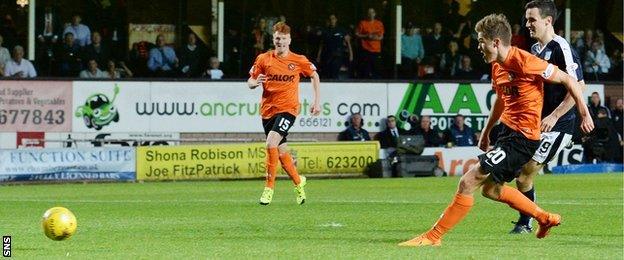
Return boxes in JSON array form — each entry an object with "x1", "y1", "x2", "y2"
[{"x1": 267, "y1": 74, "x2": 295, "y2": 82}]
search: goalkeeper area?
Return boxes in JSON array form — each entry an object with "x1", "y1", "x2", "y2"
[{"x1": 0, "y1": 173, "x2": 622, "y2": 258}]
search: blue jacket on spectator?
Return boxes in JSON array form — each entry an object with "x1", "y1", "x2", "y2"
[
  {"x1": 401, "y1": 33, "x2": 424, "y2": 60},
  {"x1": 148, "y1": 46, "x2": 178, "y2": 72},
  {"x1": 448, "y1": 123, "x2": 475, "y2": 146}
]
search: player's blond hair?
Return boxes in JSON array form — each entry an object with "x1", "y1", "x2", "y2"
[
  {"x1": 475, "y1": 14, "x2": 512, "y2": 46},
  {"x1": 273, "y1": 22, "x2": 291, "y2": 34}
]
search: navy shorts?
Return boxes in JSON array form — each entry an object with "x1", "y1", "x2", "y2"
[{"x1": 478, "y1": 124, "x2": 540, "y2": 183}]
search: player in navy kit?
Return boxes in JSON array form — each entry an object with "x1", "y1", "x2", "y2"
[{"x1": 510, "y1": 0, "x2": 586, "y2": 234}]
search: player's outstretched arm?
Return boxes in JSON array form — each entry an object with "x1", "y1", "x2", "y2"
[
  {"x1": 548, "y1": 69, "x2": 594, "y2": 133},
  {"x1": 479, "y1": 96, "x2": 504, "y2": 152},
  {"x1": 541, "y1": 80, "x2": 587, "y2": 132},
  {"x1": 247, "y1": 74, "x2": 266, "y2": 89},
  {"x1": 310, "y1": 71, "x2": 321, "y2": 116}
]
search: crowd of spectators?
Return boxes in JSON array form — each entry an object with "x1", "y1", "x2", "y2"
[
  {"x1": 0, "y1": 1, "x2": 621, "y2": 81},
  {"x1": 0, "y1": 10, "x2": 223, "y2": 80}
]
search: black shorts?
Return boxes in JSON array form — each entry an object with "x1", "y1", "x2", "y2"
[
  {"x1": 478, "y1": 124, "x2": 540, "y2": 183},
  {"x1": 262, "y1": 113, "x2": 296, "y2": 145}
]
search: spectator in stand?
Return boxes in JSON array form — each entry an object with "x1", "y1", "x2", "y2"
[
  {"x1": 355, "y1": 8, "x2": 384, "y2": 78},
  {"x1": 444, "y1": 114, "x2": 475, "y2": 146},
  {"x1": 82, "y1": 32, "x2": 110, "y2": 70},
  {"x1": 1, "y1": 14, "x2": 18, "y2": 51},
  {"x1": 79, "y1": 59, "x2": 106, "y2": 78},
  {"x1": 375, "y1": 115, "x2": 406, "y2": 177},
  {"x1": 129, "y1": 41, "x2": 154, "y2": 77},
  {"x1": 0, "y1": 35, "x2": 10, "y2": 76},
  {"x1": 202, "y1": 56, "x2": 223, "y2": 80},
  {"x1": 317, "y1": 14, "x2": 353, "y2": 79},
  {"x1": 103, "y1": 60, "x2": 133, "y2": 79},
  {"x1": 3, "y1": 45, "x2": 37, "y2": 78},
  {"x1": 338, "y1": 113, "x2": 371, "y2": 141},
  {"x1": 35, "y1": 3, "x2": 61, "y2": 75},
  {"x1": 224, "y1": 28, "x2": 241, "y2": 77},
  {"x1": 612, "y1": 98, "x2": 624, "y2": 163},
  {"x1": 455, "y1": 55, "x2": 480, "y2": 80},
  {"x1": 584, "y1": 41, "x2": 611, "y2": 81},
  {"x1": 251, "y1": 18, "x2": 271, "y2": 57},
  {"x1": 178, "y1": 33, "x2": 206, "y2": 77},
  {"x1": 612, "y1": 98, "x2": 623, "y2": 136},
  {"x1": 576, "y1": 29, "x2": 594, "y2": 61},
  {"x1": 439, "y1": 40, "x2": 462, "y2": 77},
  {"x1": 511, "y1": 23, "x2": 528, "y2": 50},
  {"x1": 442, "y1": 0, "x2": 463, "y2": 37},
  {"x1": 55, "y1": 32, "x2": 82, "y2": 76},
  {"x1": 147, "y1": 34, "x2": 179, "y2": 77},
  {"x1": 400, "y1": 25, "x2": 425, "y2": 79},
  {"x1": 582, "y1": 108, "x2": 619, "y2": 163},
  {"x1": 588, "y1": 92, "x2": 611, "y2": 119},
  {"x1": 412, "y1": 115, "x2": 442, "y2": 147},
  {"x1": 36, "y1": 4, "x2": 61, "y2": 44},
  {"x1": 423, "y1": 22, "x2": 448, "y2": 61},
  {"x1": 63, "y1": 14, "x2": 91, "y2": 47},
  {"x1": 375, "y1": 115, "x2": 406, "y2": 149},
  {"x1": 608, "y1": 48, "x2": 623, "y2": 80}
]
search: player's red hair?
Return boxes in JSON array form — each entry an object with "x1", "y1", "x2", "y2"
[{"x1": 272, "y1": 22, "x2": 291, "y2": 34}]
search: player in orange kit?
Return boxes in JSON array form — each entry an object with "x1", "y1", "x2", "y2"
[
  {"x1": 247, "y1": 22, "x2": 321, "y2": 205},
  {"x1": 398, "y1": 14, "x2": 594, "y2": 247}
]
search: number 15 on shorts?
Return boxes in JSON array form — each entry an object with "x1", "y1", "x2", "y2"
[{"x1": 278, "y1": 118, "x2": 291, "y2": 132}]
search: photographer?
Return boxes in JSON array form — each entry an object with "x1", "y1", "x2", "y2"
[{"x1": 582, "y1": 108, "x2": 619, "y2": 163}]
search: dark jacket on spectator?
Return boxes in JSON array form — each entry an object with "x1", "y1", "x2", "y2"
[
  {"x1": 412, "y1": 127, "x2": 442, "y2": 147},
  {"x1": 55, "y1": 42, "x2": 82, "y2": 76},
  {"x1": 82, "y1": 43, "x2": 111, "y2": 70},
  {"x1": 375, "y1": 127, "x2": 406, "y2": 148},
  {"x1": 338, "y1": 126, "x2": 371, "y2": 141}
]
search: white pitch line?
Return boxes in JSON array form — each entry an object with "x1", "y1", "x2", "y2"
[{"x1": 0, "y1": 198, "x2": 620, "y2": 206}]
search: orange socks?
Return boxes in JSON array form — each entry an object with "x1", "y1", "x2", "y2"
[
  {"x1": 497, "y1": 185, "x2": 548, "y2": 224},
  {"x1": 426, "y1": 193, "x2": 474, "y2": 241},
  {"x1": 265, "y1": 148, "x2": 279, "y2": 189},
  {"x1": 279, "y1": 152, "x2": 301, "y2": 185}
]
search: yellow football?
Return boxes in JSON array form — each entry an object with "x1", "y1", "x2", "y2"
[{"x1": 41, "y1": 207, "x2": 77, "y2": 241}]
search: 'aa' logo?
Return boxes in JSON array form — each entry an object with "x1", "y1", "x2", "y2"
[{"x1": 75, "y1": 84, "x2": 120, "y2": 130}]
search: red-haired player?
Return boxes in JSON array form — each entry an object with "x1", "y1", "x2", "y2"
[{"x1": 247, "y1": 22, "x2": 321, "y2": 205}]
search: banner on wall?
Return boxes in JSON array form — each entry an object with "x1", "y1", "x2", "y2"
[
  {"x1": 0, "y1": 81, "x2": 72, "y2": 132},
  {"x1": 0, "y1": 147, "x2": 136, "y2": 182},
  {"x1": 44, "y1": 132, "x2": 180, "y2": 148},
  {"x1": 387, "y1": 83, "x2": 605, "y2": 132},
  {"x1": 73, "y1": 81, "x2": 600, "y2": 133},
  {"x1": 0, "y1": 132, "x2": 178, "y2": 149},
  {"x1": 421, "y1": 144, "x2": 586, "y2": 177},
  {"x1": 136, "y1": 141, "x2": 379, "y2": 181},
  {"x1": 72, "y1": 81, "x2": 387, "y2": 133}
]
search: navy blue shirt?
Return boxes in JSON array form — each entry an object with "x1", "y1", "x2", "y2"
[
  {"x1": 531, "y1": 35, "x2": 584, "y2": 134},
  {"x1": 449, "y1": 124, "x2": 475, "y2": 146}
]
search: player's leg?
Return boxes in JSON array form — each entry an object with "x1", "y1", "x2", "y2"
[
  {"x1": 512, "y1": 131, "x2": 572, "y2": 233},
  {"x1": 278, "y1": 143, "x2": 301, "y2": 185},
  {"x1": 278, "y1": 142, "x2": 307, "y2": 205},
  {"x1": 480, "y1": 130, "x2": 562, "y2": 238},
  {"x1": 259, "y1": 113, "x2": 296, "y2": 205},
  {"x1": 510, "y1": 160, "x2": 541, "y2": 233},
  {"x1": 398, "y1": 162, "x2": 488, "y2": 247},
  {"x1": 481, "y1": 177, "x2": 560, "y2": 238},
  {"x1": 258, "y1": 116, "x2": 282, "y2": 205}
]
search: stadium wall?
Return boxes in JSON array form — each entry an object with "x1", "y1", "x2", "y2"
[{"x1": 0, "y1": 80, "x2": 612, "y2": 182}]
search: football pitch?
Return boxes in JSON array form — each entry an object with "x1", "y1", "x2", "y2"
[{"x1": 1, "y1": 173, "x2": 622, "y2": 259}]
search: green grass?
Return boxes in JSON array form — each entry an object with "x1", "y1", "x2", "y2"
[{"x1": 0, "y1": 174, "x2": 622, "y2": 259}]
